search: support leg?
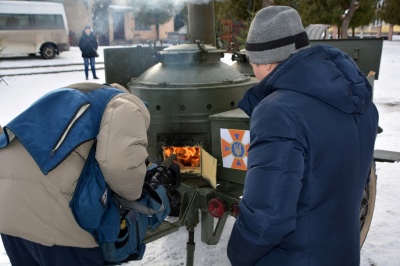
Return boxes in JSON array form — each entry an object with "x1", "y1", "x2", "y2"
[{"x1": 186, "y1": 227, "x2": 195, "y2": 266}]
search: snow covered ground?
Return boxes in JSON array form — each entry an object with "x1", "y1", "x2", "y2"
[{"x1": 0, "y1": 37, "x2": 399, "y2": 265}]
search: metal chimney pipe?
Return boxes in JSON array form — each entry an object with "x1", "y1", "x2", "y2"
[{"x1": 188, "y1": 1, "x2": 216, "y2": 46}]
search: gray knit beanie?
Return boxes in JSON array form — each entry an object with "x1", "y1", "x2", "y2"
[{"x1": 245, "y1": 6, "x2": 310, "y2": 64}]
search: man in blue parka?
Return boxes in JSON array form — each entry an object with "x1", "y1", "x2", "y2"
[{"x1": 227, "y1": 6, "x2": 379, "y2": 266}]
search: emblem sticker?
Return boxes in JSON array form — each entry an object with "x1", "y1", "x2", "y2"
[{"x1": 220, "y1": 128, "x2": 250, "y2": 171}]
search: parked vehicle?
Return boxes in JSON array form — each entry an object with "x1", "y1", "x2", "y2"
[{"x1": 0, "y1": 1, "x2": 70, "y2": 59}]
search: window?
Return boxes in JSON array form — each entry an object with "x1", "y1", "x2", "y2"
[
  {"x1": 0, "y1": 14, "x2": 32, "y2": 30},
  {"x1": 0, "y1": 14, "x2": 65, "y2": 30},
  {"x1": 134, "y1": 18, "x2": 150, "y2": 30},
  {"x1": 33, "y1": 14, "x2": 65, "y2": 30}
]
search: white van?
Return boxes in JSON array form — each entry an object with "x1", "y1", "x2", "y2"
[{"x1": 0, "y1": 1, "x2": 70, "y2": 59}]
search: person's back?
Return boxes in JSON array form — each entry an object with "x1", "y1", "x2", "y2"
[
  {"x1": 227, "y1": 6, "x2": 378, "y2": 266},
  {"x1": 250, "y1": 66, "x2": 377, "y2": 265},
  {"x1": 0, "y1": 83, "x2": 150, "y2": 265}
]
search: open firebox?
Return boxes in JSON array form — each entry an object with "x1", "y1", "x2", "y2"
[
  {"x1": 164, "y1": 146, "x2": 201, "y2": 174},
  {"x1": 161, "y1": 144, "x2": 217, "y2": 189}
]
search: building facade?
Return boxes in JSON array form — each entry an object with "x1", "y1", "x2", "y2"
[{"x1": 60, "y1": 0, "x2": 174, "y2": 45}]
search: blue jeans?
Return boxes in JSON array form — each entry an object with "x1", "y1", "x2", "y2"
[
  {"x1": 1, "y1": 234, "x2": 104, "y2": 266},
  {"x1": 83, "y1": 57, "x2": 97, "y2": 79}
]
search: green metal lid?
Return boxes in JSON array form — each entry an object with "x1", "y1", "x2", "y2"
[{"x1": 209, "y1": 108, "x2": 249, "y2": 121}]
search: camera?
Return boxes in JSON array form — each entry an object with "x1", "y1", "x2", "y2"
[
  {"x1": 145, "y1": 154, "x2": 181, "y2": 217},
  {"x1": 145, "y1": 154, "x2": 181, "y2": 189}
]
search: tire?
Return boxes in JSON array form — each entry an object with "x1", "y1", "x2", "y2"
[
  {"x1": 40, "y1": 44, "x2": 56, "y2": 59},
  {"x1": 360, "y1": 162, "x2": 377, "y2": 247}
]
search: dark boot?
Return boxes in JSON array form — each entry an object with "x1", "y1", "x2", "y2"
[{"x1": 92, "y1": 68, "x2": 98, "y2": 79}]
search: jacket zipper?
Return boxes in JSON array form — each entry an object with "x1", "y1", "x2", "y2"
[{"x1": 50, "y1": 103, "x2": 91, "y2": 157}]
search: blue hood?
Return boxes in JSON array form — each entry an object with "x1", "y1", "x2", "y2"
[{"x1": 239, "y1": 45, "x2": 373, "y2": 116}]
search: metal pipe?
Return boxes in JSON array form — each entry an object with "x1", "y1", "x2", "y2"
[{"x1": 188, "y1": 1, "x2": 216, "y2": 46}]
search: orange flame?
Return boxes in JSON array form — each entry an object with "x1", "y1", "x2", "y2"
[{"x1": 164, "y1": 146, "x2": 201, "y2": 167}]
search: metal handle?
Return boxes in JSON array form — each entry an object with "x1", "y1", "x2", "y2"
[
  {"x1": 353, "y1": 47, "x2": 359, "y2": 61},
  {"x1": 195, "y1": 40, "x2": 207, "y2": 52}
]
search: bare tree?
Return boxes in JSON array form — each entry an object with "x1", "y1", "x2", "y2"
[
  {"x1": 381, "y1": 0, "x2": 400, "y2": 41},
  {"x1": 262, "y1": 0, "x2": 275, "y2": 8},
  {"x1": 341, "y1": 0, "x2": 360, "y2": 39}
]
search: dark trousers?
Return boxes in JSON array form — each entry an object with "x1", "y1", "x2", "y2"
[
  {"x1": 83, "y1": 57, "x2": 97, "y2": 79},
  {"x1": 1, "y1": 234, "x2": 104, "y2": 266}
]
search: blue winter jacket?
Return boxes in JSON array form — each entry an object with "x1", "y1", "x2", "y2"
[
  {"x1": 0, "y1": 83, "x2": 122, "y2": 174},
  {"x1": 227, "y1": 45, "x2": 379, "y2": 266}
]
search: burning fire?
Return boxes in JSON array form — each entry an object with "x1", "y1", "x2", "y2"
[{"x1": 164, "y1": 146, "x2": 201, "y2": 167}]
